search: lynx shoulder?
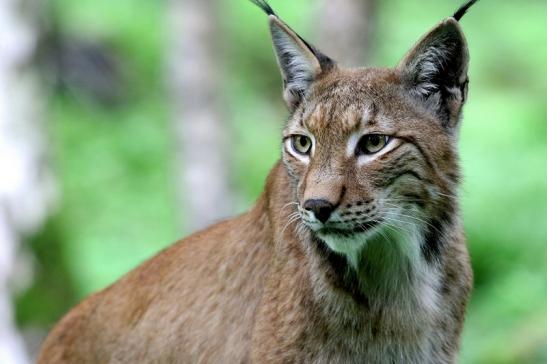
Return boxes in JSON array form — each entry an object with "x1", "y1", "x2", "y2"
[{"x1": 38, "y1": 1, "x2": 478, "y2": 363}]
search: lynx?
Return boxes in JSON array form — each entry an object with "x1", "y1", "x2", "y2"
[{"x1": 38, "y1": 1, "x2": 477, "y2": 363}]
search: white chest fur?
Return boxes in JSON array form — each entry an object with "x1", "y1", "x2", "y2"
[{"x1": 309, "y1": 223, "x2": 443, "y2": 363}]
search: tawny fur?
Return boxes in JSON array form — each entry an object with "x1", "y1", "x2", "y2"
[{"x1": 38, "y1": 6, "x2": 474, "y2": 364}]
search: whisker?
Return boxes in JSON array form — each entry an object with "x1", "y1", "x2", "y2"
[
  {"x1": 279, "y1": 201, "x2": 299, "y2": 214},
  {"x1": 380, "y1": 218, "x2": 415, "y2": 236},
  {"x1": 381, "y1": 209, "x2": 444, "y2": 237},
  {"x1": 434, "y1": 191, "x2": 459, "y2": 199},
  {"x1": 281, "y1": 212, "x2": 302, "y2": 236}
]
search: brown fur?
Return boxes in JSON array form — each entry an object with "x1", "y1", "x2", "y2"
[{"x1": 38, "y1": 7, "x2": 474, "y2": 364}]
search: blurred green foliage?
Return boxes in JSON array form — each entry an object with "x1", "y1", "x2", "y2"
[{"x1": 16, "y1": 0, "x2": 547, "y2": 363}]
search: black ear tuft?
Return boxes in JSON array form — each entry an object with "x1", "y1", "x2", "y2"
[
  {"x1": 249, "y1": 0, "x2": 276, "y2": 16},
  {"x1": 453, "y1": 0, "x2": 479, "y2": 22},
  {"x1": 249, "y1": 0, "x2": 334, "y2": 71},
  {"x1": 250, "y1": 0, "x2": 336, "y2": 112}
]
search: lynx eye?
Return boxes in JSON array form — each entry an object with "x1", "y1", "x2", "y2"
[
  {"x1": 356, "y1": 134, "x2": 390, "y2": 155},
  {"x1": 290, "y1": 135, "x2": 312, "y2": 155}
]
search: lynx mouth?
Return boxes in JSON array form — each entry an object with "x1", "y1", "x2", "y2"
[{"x1": 317, "y1": 220, "x2": 380, "y2": 237}]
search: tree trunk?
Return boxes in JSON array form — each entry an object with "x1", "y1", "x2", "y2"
[
  {"x1": 167, "y1": 0, "x2": 232, "y2": 232},
  {"x1": 317, "y1": 0, "x2": 377, "y2": 66},
  {"x1": 0, "y1": 0, "x2": 55, "y2": 362}
]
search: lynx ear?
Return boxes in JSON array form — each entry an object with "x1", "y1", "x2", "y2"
[
  {"x1": 398, "y1": 18, "x2": 469, "y2": 126},
  {"x1": 268, "y1": 16, "x2": 335, "y2": 111}
]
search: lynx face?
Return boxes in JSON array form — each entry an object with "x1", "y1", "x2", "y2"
[
  {"x1": 282, "y1": 69, "x2": 460, "y2": 262},
  {"x1": 260, "y1": 1, "x2": 470, "y2": 264}
]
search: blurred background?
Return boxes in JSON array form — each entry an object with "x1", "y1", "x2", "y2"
[{"x1": 0, "y1": 0, "x2": 545, "y2": 362}]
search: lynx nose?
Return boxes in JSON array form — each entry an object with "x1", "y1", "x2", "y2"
[{"x1": 303, "y1": 199, "x2": 335, "y2": 224}]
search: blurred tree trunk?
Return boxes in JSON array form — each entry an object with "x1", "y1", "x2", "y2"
[
  {"x1": 167, "y1": 0, "x2": 232, "y2": 232},
  {"x1": 0, "y1": 0, "x2": 55, "y2": 362},
  {"x1": 317, "y1": 0, "x2": 377, "y2": 66}
]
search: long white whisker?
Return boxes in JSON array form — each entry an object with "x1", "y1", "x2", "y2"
[
  {"x1": 279, "y1": 202, "x2": 299, "y2": 214},
  {"x1": 381, "y1": 209, "x2": 429, "y2": 226},
  {"x1": 381, "y1": 209, "x2": 445, "y2": 236},
  {"x1": 381, "y1": 218, "x2": 415, "y2": 236},
  {"x1": 281, "y1": 212, "x2": 302, "y2": 236}
]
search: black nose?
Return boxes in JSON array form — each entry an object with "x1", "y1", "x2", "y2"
[{"x1": 303, "y1": 199, "x2": 335, "y2": 224}]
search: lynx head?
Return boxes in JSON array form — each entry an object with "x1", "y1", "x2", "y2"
[{"x1": 252, "y1": 0, "x2": 478, "y2": 265}]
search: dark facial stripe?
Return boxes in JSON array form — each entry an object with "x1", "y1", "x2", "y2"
[
  {"x1": 397, "y1": 135, "x2": 435, "y2": 171},
  {"x1": 298, "y1": 108, "x2": 305, "y2": 128},
  {"x1": 372, "y1": 164, "x2": 422, "y2": 189},
  {"x1": 384, "y1": 170, "x2": 423, "y2": 188},
  {"x1": 400, "y1": 193, "x2": 426, "y2": 208},
  {"x1": 421, "y1": 209, "x2": 452, "y2": 264},
  {"x1": 282, "y1": 157, "x2": 302, "y2": 185},
  {"x1": 311, "y1": 236, "x2": 369, "y2": 307},
  {"x1": 387, "y1": 151, "x2": 414, "y2": 168}
]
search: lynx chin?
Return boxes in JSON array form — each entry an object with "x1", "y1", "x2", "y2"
[{"x1": 38, "y1": 0, "x2": 478, "y2": 363}]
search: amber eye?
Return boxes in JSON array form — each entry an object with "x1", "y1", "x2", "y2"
[
  {"x1": 290, "y1": 135, "x2": 312, "y2": 155},
  {"x1": 356, "y1": 134, "x2": 390, "y2": 155}
]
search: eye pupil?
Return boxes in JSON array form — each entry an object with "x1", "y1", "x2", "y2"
[{"x1": 290, "y1": 135, "x2": 312, "y2": 155}]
